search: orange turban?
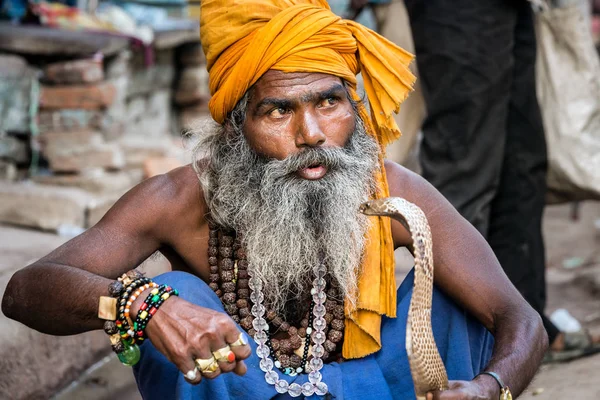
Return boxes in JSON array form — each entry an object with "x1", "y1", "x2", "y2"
[{"x1": 200, "y1": 0, "x2": 416, "y2": 359}]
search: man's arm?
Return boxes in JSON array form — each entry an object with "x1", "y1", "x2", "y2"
[
  {"x1": 1, "y1": 169, "x2": 193, "y2": 334},
  {"x1": 2, "y1": 166, "x2": 251, "y2": 383},
  {"x1": 385, "y1": 161, "x2": 548, "y2": 398}
]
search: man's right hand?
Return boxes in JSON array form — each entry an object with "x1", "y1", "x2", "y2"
[{"x1": 138, "y1": 295, "x2": 252, "y2": 385}]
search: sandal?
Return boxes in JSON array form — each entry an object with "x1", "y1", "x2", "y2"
[{"x1": 543, "y1": 330, "x2": 600, "y2": 364}]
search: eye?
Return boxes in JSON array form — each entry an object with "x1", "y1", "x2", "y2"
[
  {"x1": 269, "y1": 107, "x2": 289, "y2": 118},
  {"x1": 319, "y1": 97, "x2": 338, "y2": 108}
]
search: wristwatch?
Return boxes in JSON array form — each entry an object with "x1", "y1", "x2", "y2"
[{"x1": 477, "y1": 371, "x2": 512, "y2": 400}]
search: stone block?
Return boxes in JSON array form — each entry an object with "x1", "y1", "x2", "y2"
[
  {"x1": 0, "y1": 135, "x2": 29, "y2": 163},
  {"x1": 99, "y1": 76, "x2": 129, "y2": 141},
  {"x1": 0, "y1": 182, "x2": 93, "y2": 231},
  {"x1": 0, "y1": 54, "x2": 40, "y2": 134},
  {"x1": 105, "y1": 50, "x2": 132, "y2": 79},
  {"x1": 39, "y1": 129, "x2": 104, "y2": 151},
  {"x1": 43, "y1": 57, "x2": 104, "y2": 85},
  {"x1": 127, "y1": 49, "x2": 175, "y2": 98},
  {"x1": 179, "y1": 104, "x2": 211, "y2": 132},
  {"x1": 0, "y1": 54, "x2": 31, "y2": 79},
  {"x1": 32, "y1": 168, "x2": 143, "y2": 194},
  {"x1": 119, "y1": 136, "x2": 179, "y2": 167},
  {"x1": 44, "y1": 142, "x2": 125, "y2": 173},
  {"x1": 143, "y1": 156, "x2": 184, "y2": 179},
  {"x1": 123, "y1": 91, "x2": 171, "y2": 139},
  {"x1": 38, "y1": 109, "x2": 104, "y2": 132},
  {"x1": 0, "y1": 225, "x2": 109, "y2": 400},
  {"x1": 39, "y1": 82, "x2": 117, "y2": 110},
  {"x1": 0, "y1": 160, "x2": 17, "y2": 181},
  {"x1": 174, "y1": 66, "x2": 209, "y2": 106}
]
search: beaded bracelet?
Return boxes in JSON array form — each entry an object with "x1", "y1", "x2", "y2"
[
  {"x1": 98, "y1": 270, "x2": 159, "y2": 366},
  {"x1": 134, "y1": 284, "x2": 179, "y2": 342},
  {"x1": 122, "y1": 280, "x2": 159, "y2": 336},
  {"x1": 117, "y1": 277, "x2": 153, "y2": 334}
]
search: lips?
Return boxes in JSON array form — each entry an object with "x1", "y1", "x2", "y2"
[{"x1": 297, "y1": 164, "x2": 328, "y2": 180}]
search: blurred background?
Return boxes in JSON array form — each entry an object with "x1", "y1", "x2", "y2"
[{"x1": 0, "y1": 0, "x2": 599, "y2": 399}]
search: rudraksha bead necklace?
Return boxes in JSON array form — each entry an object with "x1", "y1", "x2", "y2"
[{"x1": 207, "y1": 220, "x2": 346, "y2": 376}]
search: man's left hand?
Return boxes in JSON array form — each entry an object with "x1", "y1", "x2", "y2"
[{"x1": 427, "y1": 380, "x2": 498, "y2": 400}]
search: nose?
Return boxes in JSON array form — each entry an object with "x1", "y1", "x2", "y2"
[{"x1": 295, "y1": 109, "x2": 326, "y2": 148}]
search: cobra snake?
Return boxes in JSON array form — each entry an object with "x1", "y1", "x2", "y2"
[{"x1": 360, "y1": 197, "x2": 449, "y2": 400}]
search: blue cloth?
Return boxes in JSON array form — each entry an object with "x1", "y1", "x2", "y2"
[{"x1": 133, "y1": 270, "x2": 494, "y2": 399}]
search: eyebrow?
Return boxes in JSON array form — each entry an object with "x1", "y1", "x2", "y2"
[{"x1": 253, "y1": 83, "x2": 347, "y2": 113}]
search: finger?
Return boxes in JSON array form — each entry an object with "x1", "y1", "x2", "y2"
[
  {"x1": 194, "y1": 347, "x2": 222, "y2": 379},
  {"x1": 212, "y1": 343, "x2": 238, "y2": 374},
  {"x1": 233, "y1": 360, "x2": 247, "y2": 376},
  {"x1": 229, "y1": 332, "x2": 252, "y2": 361},
  {"x1": 210, "y1": 319, "x2": 245, "y2": 373},
  {"x1": 153, "y1": 333, "x2": 203, "y2": 385},
  {"x1": 183, "y1": 366, "x2": 202, "y2": 385},
  {"x1": 195, "y1": 357, "x2": 222, "y2": 380}
]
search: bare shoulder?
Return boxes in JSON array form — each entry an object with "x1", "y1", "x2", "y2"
[
  {"x1": 384, "y1": 159, "x2": 433, "y2": 204},
  {"x1": 383, "y1": 159, "x2": 460, "y2": 247},
  {"x1": 98, "y1": 164, "x2": 207, "y2": 241}
]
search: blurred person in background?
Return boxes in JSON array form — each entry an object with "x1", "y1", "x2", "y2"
[{"x1": 404, "y1": 0, "x2": 600, "y2": 361}]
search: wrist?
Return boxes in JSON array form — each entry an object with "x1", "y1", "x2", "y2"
[
  {"x1": 130, "y1": 287, "x2": 154, "y2": 320},
  {"x1": 473, "y1": 373, "x2": 501, "y2": 399}
]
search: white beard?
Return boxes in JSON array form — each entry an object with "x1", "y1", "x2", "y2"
[{"x1": 196, "y1": 104, "x2": 380, "y2": 314}]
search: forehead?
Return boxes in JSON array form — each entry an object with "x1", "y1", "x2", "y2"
[{"x1": 250, "y1": 70, "x2": 344, "y2": 100}]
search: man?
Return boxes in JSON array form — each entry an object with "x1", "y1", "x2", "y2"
[{"x1": 2, "y1": 0, "x2": 546, "y2": 398}]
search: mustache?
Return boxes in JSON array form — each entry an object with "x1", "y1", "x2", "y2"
[{"x1": 260, "y1": 140, "x2": 360, "y2": 180}]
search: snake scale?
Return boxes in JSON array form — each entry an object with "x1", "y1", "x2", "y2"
[{"x1": 360, "y1": 197, "x2": 449, "y2": 399}]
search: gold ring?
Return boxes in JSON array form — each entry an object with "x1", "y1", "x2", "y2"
[
  {"x1": 230, "y1": 332, "x2": 249, "y2": 347},
  {"x1": 195, "y1": 356, "x2": 219, "y2": 374},
  {"x1": 212, "y1": 345, "x2": 235, "y2": 363}
]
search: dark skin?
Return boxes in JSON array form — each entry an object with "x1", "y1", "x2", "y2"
[{"x1": 2, "y1": 71, "x2": 547, "y2": 398}]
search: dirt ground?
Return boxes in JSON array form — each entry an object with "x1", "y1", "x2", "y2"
[
  {"x1": 43, "y1": 201, "x2": 600, "y2": 399},
  {"x1": 518, "y1": 201, "x2": 600, "y2": 399}
]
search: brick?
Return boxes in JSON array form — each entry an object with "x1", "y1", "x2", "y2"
[
  {"x1": 44, "y1": 142, "x2": 125, "y2": 173},
  {"x1": 43, "y1": 57, "x2": 104, "y2": 84},
  {"x1": 39, "y1": 81, "x2": 117, "y2": 110},
  {"x1": 0, "y1": 182, "x2": 93, "y2": 231}
]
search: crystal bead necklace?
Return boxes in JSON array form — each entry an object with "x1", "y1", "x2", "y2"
[{"x1": 249, "y1": 262, "x2": 329, "y2": 397}]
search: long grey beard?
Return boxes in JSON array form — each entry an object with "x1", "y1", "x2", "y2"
[{"x1": 196, "y1": 115, "x2": 380, "y2": 314}]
